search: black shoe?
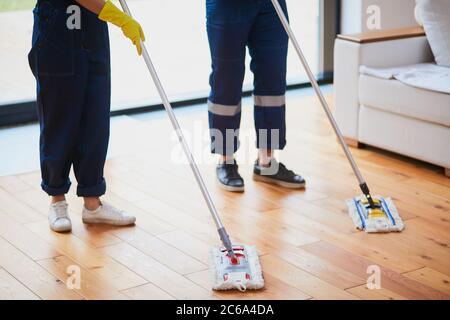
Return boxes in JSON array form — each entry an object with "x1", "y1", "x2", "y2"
[
  {"x1": 216, "y1": 160, "x2": 245, "y2": 192},
  {"x1": 253, "y1": 159, "x2": 306, "y2": 189}
]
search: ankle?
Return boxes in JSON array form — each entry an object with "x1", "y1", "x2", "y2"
[
  {"x1": 258, "y1": 151, "x2": 274, "y2": 167},
  {"x1": 219, "y1": 155, "x2": 235, "y2": 165},
  {"x1": 259, "y1": 161, "x2": 272, "y2": 168},
  {"x1": 84, "y1": 197, "x2": 101, "y2": 211},
  {"x1": 258, "y1": 149, "x2": 273, "y2": 167},
  {"x1": 51, "y1": 195, "x2": 66, "y2": 204}
]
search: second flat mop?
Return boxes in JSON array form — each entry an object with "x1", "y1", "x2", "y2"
[
  {"x1": 118, "y1": 0, "x2": 264, "y2": 291},
  {"x1": 270, "y1": 0, "x2": 404, "y2": 233}
]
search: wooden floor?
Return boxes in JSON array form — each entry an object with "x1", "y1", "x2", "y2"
[{"x1": 0, "y1": 92, "x2": 449, "y2": 300}]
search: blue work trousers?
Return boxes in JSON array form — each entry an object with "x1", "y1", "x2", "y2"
[
  {"x1": 206, "y1": 0, "x2": 289, "y2": 156},
  {"x1": 28, "y1": 0, "x2": 111, "y2": 197}
]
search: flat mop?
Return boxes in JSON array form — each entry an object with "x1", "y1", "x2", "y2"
[
  {"x1": 270, "y1": 0, "x2": 404, "y2": 233},
  {"x1": 118, "y1": 0, "x2": 264, "y2": 290}
]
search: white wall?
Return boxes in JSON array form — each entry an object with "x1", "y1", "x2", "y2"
[{"x1": 341, "y1": 0, "x2": 418, "y2": 34}]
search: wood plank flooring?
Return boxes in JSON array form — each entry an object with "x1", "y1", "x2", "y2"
[{"x1": 0, "y1": 91, "x2": 449, "y2": 300}]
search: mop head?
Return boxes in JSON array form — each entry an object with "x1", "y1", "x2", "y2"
[
  {"x1": 209, "y1": 245, "x2": 264, "y2": 291},
  {"x1": 347, "y1": 196, "x2": 404, "y2": 233}
]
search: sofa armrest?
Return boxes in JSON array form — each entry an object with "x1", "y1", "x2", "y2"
[
  {"x1": 333, "y1": 27, "x2": 433, "y2": 139},
  {"x1": 337, "y1": 27, "x2": 426, "y2": 44}
]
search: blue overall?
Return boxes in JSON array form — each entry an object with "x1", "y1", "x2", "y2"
[
  {"x1": 28, "y1": 0, "x2": 111, "y2": 197},
  {"x1": 206, "y1": 0, "x2": 289, "y2": 156}
]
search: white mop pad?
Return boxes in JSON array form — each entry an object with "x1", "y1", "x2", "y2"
[
  {"x1": 347, "y1": 196, "x2": 404, "y2": 233},
  {"x1": 209, "y1": 245, "x2": 264, "y2": 291}
]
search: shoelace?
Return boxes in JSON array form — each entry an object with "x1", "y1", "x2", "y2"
[
  {"x1": 278, "y1": 162, "x2": 295, "y2": 177},
  {"x1": 225, "y1": 163, "x2": 241, "y2": 180},
  {"x1": 101, "y1": 202, "x2": 126, "y2": 216},
  {"x1": 262, "y1": 160, "x2": 297, "y2": 178},
  {"x1": 53, "y1": 203, "x2": 68, "y2": 219}
]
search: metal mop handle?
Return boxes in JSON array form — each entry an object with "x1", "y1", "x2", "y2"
[
  {"x1": 270, "y1": 0, "x2": 376, "y2": 206},
  {"x1": 118, "y1": 0, "x2": 235, "y2": 256}
]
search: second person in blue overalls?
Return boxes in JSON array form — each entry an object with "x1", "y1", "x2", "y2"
[{"x1": 206, "y1": 0, "x2": 306, "y2": 191}]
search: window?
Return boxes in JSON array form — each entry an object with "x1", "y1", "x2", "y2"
[
  {"x1": 0, "y1": 0, "x2": 335, "y2": 124},
  {"x1": 108, "y1": 0, "x2": 320, "y2": 111}
]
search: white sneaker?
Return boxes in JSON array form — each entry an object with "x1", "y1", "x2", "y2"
[
  {"x1": 82, "y1": 202, "x2": 136, "y2": 226},
  {"x1": 48, "y1": 200, "x2": 72, "y2": 233}
]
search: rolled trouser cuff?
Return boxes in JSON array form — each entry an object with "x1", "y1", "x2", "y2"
[
  {"x1": 76, "y1": 178, "x2": 106, "y2": 197},
  {"x1": 41, "y1": 179, "x2": 72, "y2": 196}
]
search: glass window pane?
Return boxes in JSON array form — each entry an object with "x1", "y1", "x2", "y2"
[{"x1": 0, "y1": 0, "x2": 319, "y2": 112}]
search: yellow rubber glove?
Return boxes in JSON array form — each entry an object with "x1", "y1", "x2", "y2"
[{"x1": 99, "y1": 1, "x2": 145, "y2": 55}]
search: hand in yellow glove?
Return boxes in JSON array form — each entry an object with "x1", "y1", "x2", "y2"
[{"x1": 99, "y1": 1, "x2": 145, "y2": 55}]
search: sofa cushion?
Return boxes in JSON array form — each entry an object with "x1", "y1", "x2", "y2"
[
  {"x1": 360, "y1": 63, "x2": 450, "y2": 94},
  {"x1": 359, "y1": 74, "x2": 450, "y2": 127},
  {"x1": 416, "y1": 0, "x2": 450, "y2": 67},
  {"x1": 358, "y1": 105, "x2": 450, "y2": 169}
]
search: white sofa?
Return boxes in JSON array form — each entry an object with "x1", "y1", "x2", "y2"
[{"x1": 333, "y1": 27, "x2": 450, "y2": 177}]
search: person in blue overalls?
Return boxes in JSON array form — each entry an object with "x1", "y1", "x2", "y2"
[
  {"x1": 206, "y1": 0, "x2": 306, "y2": 192},
  {"x1": 28, "y1": 0, "x2": 145, "y2": 232}
]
